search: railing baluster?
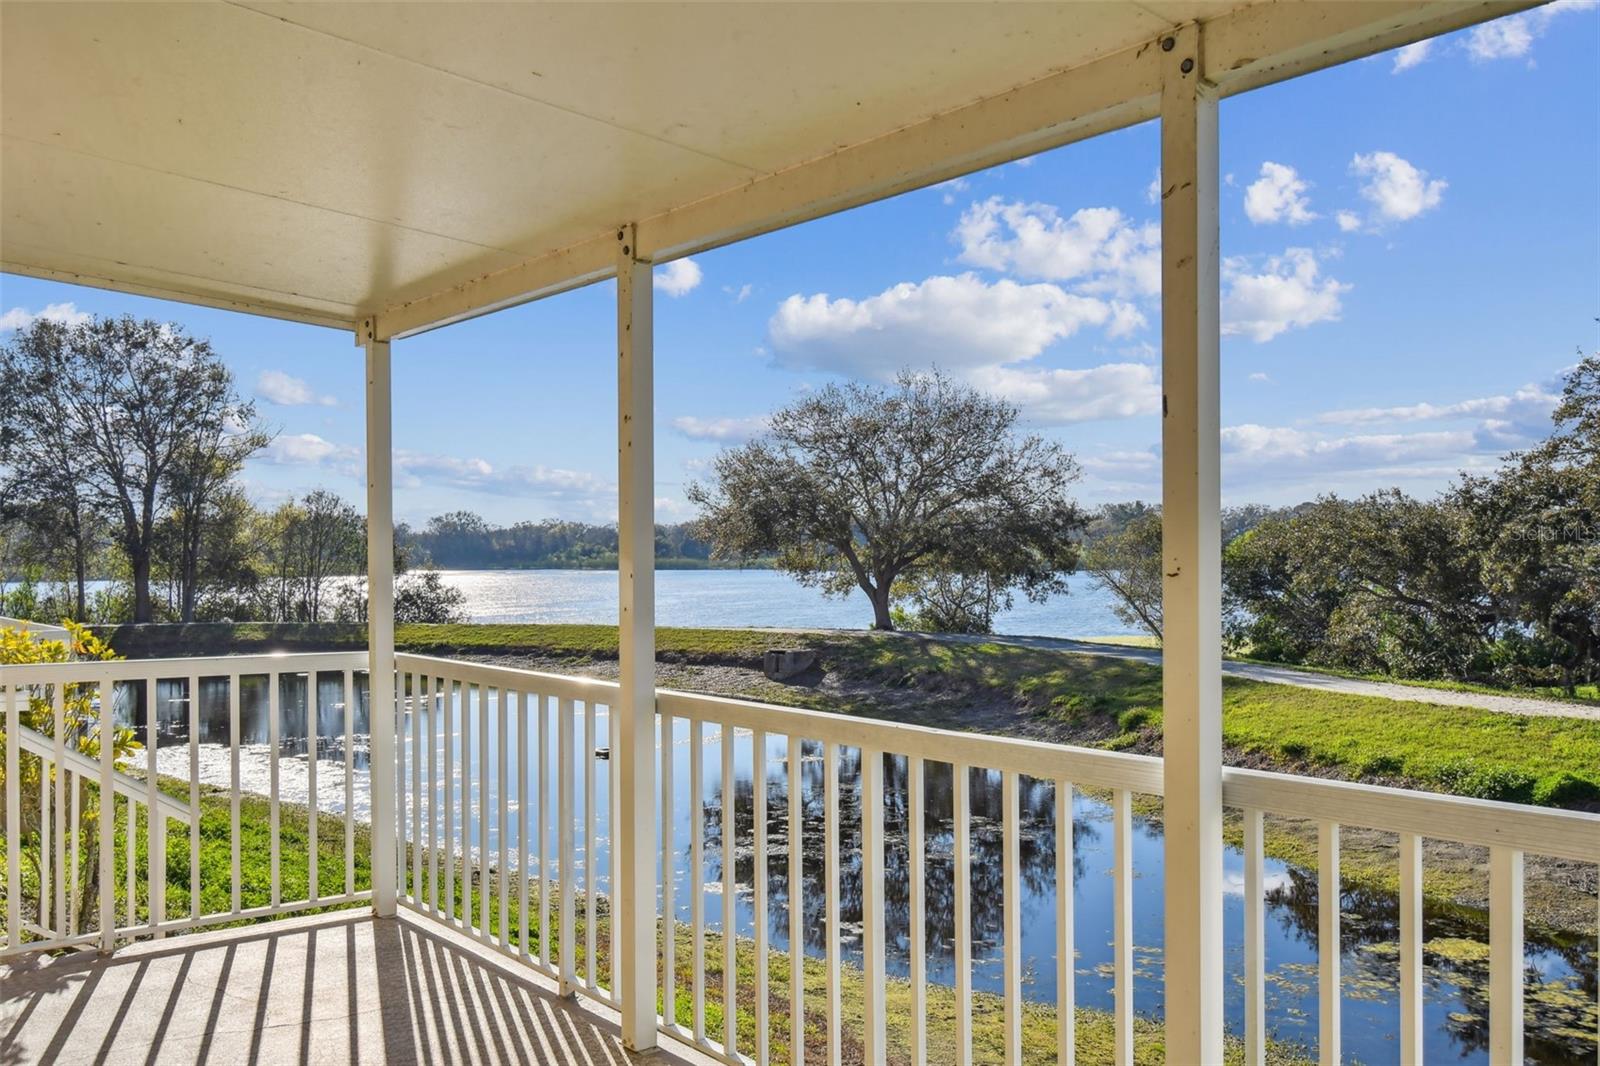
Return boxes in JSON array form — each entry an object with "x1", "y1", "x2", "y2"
[
  {"x1": 861, "y1": 748, "x2": 886, "y2": 1065},
  {"x1": 1056, "y1": 779, "x2": 1074, "y2": 1066},
  {"x1": 909, "y1": 756, "x2": 927, "y2": 1066},
  {"x1": 584, "y1": 698, "x2": 596, "y2": 984},
  {"x1": 480, "y1": 684, "x2": 491, "y2": 938},
  {"x1": 559, "y1": 695, "x2": 576, "y2": 994},
  {"x1": 461, "y1": 682, "x2": 474, "y2": 930},
  {"x1": 430, "y1": 676, "x2": 440, "y2": 916},
  {"x1": 1398, "y1": 831, "x2": 1423, "y2": 1065},
  {"x1": 308, "y1": 671, "x2": 320, "y2": 903},
  {"x1": 1489, "y1": 846, "x2": 1524, "y2": 1066},
  {"x1": 443, "y1": 677, "x2": 455, "y2": 925},
  {"x1": 517, "y1": 688, "x2": 530, "y2": 957},
  {"x1": 99, "y1": 681, "x2": 114, "y2": 948},
  {"x1": 70, "y1": 764, "x2": 81, "y2": 937},
  {"x1": 787, "y1": 734, "x2": 803, "y2": 1066},
  {"x1": 228, "y1": 676, "x2": 241, "y2": 916},
  {"x1": 824, "y1": 739, "x2": 841, "y2": 1066},
  {"x1": 753, "y1": 727, "x2": 769, "y2": 1066},
  {"x1": 1318, "y1": 820, "x2": 1341, "y2": 1066},
  {"x1": 499, "y1": 688, "x2": 511, "y2": 948},
  {"x1": 348, "y1": 668, "x2": 357, "y2": 900},
  {"x1": 5, "y1": 682, "x2": 19, "y2": 951},
  {"x1": 1002, "y1": 769, "x2": 1021, "y2": 1065},
  {"x1": 268, "y1": 673, "x2": 280, "y2": 909},
  {"x1": 722, "y1": 722, "x2": 737, "y2": 1055},
  {"x1": 661, "y1": 712, "x2": 677, "y2": 1030},
  {"x1": 125, "y1": 792, "x2": 135, "y2": 928},
  {"x1": 38, "y1": 744, "x2": 50, "y2": 934},
  {"x1": 538, "y1": 692, "x2": 551, "y2": 967},
  {"x1": 54, "y1": 681, "x2": 67, "y2": 934},
  {"x1": 147, "y1": 676, "x2": 163, "y2": 936},
  {"x1": 1113, "y1": 788, "x2": 1132, "y2": 1066},
  {"x1": 609, "y1": 698, "x2": 621, "y2": 1001},
  {"x1": 410, "y1": 673, "x2": 423, "y2": 903},
  {"x1": 1245, "y1": 808, "x2": 1265, "y2": 1066},
  {"x1": 690, "y1": 717, "x2": 706, "y2": 1041},
  {"x1": 954, "y1": 762, "x2": 972, "y2": 1066}
]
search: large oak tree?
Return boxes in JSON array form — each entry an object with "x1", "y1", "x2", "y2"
[{"x1": 688, "y1": 371, "x2": 1084, "y2": 631}]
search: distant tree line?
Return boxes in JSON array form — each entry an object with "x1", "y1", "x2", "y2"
[
  {"x1": 0, "y1": 316, "x2": 463, "y2": 625},
  {"x1": 401, "y1": 511, "x2": 737, "y2": 570},
  {"x1": 1082, "y1": 354, "x2": 1598, "y2": 695}
]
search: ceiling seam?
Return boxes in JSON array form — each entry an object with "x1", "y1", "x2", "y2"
[
  {"x1": 224, "y1": 0, "x2": 766, "y2": 177},
  {"x1": 1, "y1": 132, "x2": 547, "y2": 261}
]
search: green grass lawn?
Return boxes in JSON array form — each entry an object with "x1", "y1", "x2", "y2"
[{"x1": 99, "y1": 623, "x2": 1600, "y2": 810}]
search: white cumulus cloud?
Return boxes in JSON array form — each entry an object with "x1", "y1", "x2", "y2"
[
  {"x1": 263, "y1": 433, "x2": 357, "y2": 469},
  {"x1": 769, "y1": 273, "x2": 1123, "y2": 377},
  {"x1": 654, "y1": 258, "x2": 703, "y2": 297},
  {"x1": 1315, "y1": 381, "x2": 1559, "y2": 431},
  {"x1": 1391, "y1": 40, "x2": 1433, "y2": 72},
  {"x1": 1243, "y1": 162, "x2": 1317, "y2": 225},
  {"x1": 968, "y1": 363, "x2": 1160, "y2": 424},
  {"x1": 1462, "y1": 1, "x2": 1597, "y2": 62},
  {"x1": 0, "y1": 302, "x2": 91, "y2": 332},
  {"x1": 1351, "y1": 151, "x2": 1446, "y2": 223},
  {"x1": 670, "y1": 414, "x2": 769, "y2": 443},
  {"x1": 257, "y1": 369, "x2": 336, "y2": 407},
  {"x1": 1221, "y1": 248, "x2": 1350, "y2": 342},
  {"x1": 953, "y1": 197, "x2": 1160, "y2": 298}
]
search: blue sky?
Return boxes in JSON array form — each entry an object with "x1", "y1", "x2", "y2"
[{"x1": 3, "y1": 5, "x2": 1596, "y2": 529}]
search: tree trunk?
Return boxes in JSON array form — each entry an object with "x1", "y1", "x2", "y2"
[
  {"x1": 870, "y1": 584, "x2": 895, "y2": 631},
  {"x1": 131, "y1": 550, "x2": 153, "y2": 623}
]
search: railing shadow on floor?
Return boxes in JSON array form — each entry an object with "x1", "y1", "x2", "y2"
[{"x1": 0, "y1": 911, "x2": 709, "y2": 1066}]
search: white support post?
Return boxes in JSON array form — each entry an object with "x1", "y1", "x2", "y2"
[
  {"x1": 1159, "y1": 22, "x2": 1225, "y2": 1066},
  {"x1": 363, "y1": 322, "x2": 398, "y2": 918},
  {"x1": 615, "y1": 225, "x2": 659, "y2": 1050}
]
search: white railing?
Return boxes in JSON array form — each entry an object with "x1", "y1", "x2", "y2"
[
  {"x1": 1, "y1": 651, "x2": 371, "y2": 956},
  {"x1": 5, "y1": 649, "x2": 1596, "y2": 1066},
  {"x1": 393, "y1": 653, "x2": 622, "y2": 1009},
  {"x1": 649, "y1": 687, "x2": 1599, "y2": 1066}
]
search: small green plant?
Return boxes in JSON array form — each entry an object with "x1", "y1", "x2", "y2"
[{"x1": 0, "y1": 621, "x2": 134, "y2": 938}]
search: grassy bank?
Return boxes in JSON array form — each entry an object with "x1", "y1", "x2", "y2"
[{"x1": 98, "y1": 622, "x2": 1600, "y2": 810}]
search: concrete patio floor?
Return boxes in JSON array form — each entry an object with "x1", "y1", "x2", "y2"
[{"x1": 0, "y1": 910, "x2": 716, "y2": 1065}]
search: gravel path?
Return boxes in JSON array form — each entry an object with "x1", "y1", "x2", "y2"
[{"x1": 946, "y1": 632, "x2": 1600, "y2": 721}]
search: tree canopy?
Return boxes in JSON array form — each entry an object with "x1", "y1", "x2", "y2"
[
  {"x1": 688, "y1": 371, "x2": 1084, "y2": 631},
  {"x1": 0, "y1": 316, "x2": 269, "y2": 622}
]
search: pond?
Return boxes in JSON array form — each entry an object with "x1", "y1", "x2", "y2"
[{"x1": 132, "y1": 674, "x2": 1597, "y2": 1064}]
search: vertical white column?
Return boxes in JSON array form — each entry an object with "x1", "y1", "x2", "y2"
[
  {"x1": 363, "y1": 323, "x2": 398, "y2": 918},
  {"x1": 615, "y1": 226, "x2": 659, "y2": 1050},
  {"x1": 1159, "y1": 21, "x2": 1224, "y2": 1066}
]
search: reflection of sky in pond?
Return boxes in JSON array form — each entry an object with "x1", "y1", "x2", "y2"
[{"x1": 130, "y1": 681, "x2": 1597, "y2": 1063}]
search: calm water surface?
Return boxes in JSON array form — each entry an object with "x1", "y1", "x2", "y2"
[{"x1": 433, "y1": 568, "x2": 1138, "y2": 637}]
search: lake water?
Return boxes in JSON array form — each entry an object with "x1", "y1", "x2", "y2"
[
  {"x1": 431, "y1": 568, "x2": 1139, "y2": 637},
  {"x1": 134, "y1": 678, "x2": 1596, "y2": 1065}
]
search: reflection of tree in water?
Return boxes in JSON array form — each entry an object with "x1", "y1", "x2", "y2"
[
  {"x1": 125, "y1": 671, "x2": 372, "y2": 769},
  {"x1": 707, "y1": 744, "x2": 1098, "y2": 965},
  {"x1": 1268, "y1": 864, "x2": 1597, "y2": 1063}
]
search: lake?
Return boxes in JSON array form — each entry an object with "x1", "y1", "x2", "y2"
[
  {"x1": 429, "y1": 568, "x2": 1140, "y2": 637},
  {"x1": 134, "y1": 677, "x2": 1596, "y2": 1065}
]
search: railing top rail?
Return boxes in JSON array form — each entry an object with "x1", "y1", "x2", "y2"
[
  {"x1": 655, "y1": 686, "x2": 1166, "y2": 795},
  {"x1": 1222, "y1": 765, "x2": 1600, "y2": 864},
  {"x1": 0, "y1": 649, "x2": 370, "y2": 684},
  {"x1": 396, "y1": 651, "x2": 622, "y2": 702}
]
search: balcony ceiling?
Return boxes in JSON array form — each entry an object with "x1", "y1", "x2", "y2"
[{"x1": 0, "y1": 1, "x2": 1500, "y2": 334}]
